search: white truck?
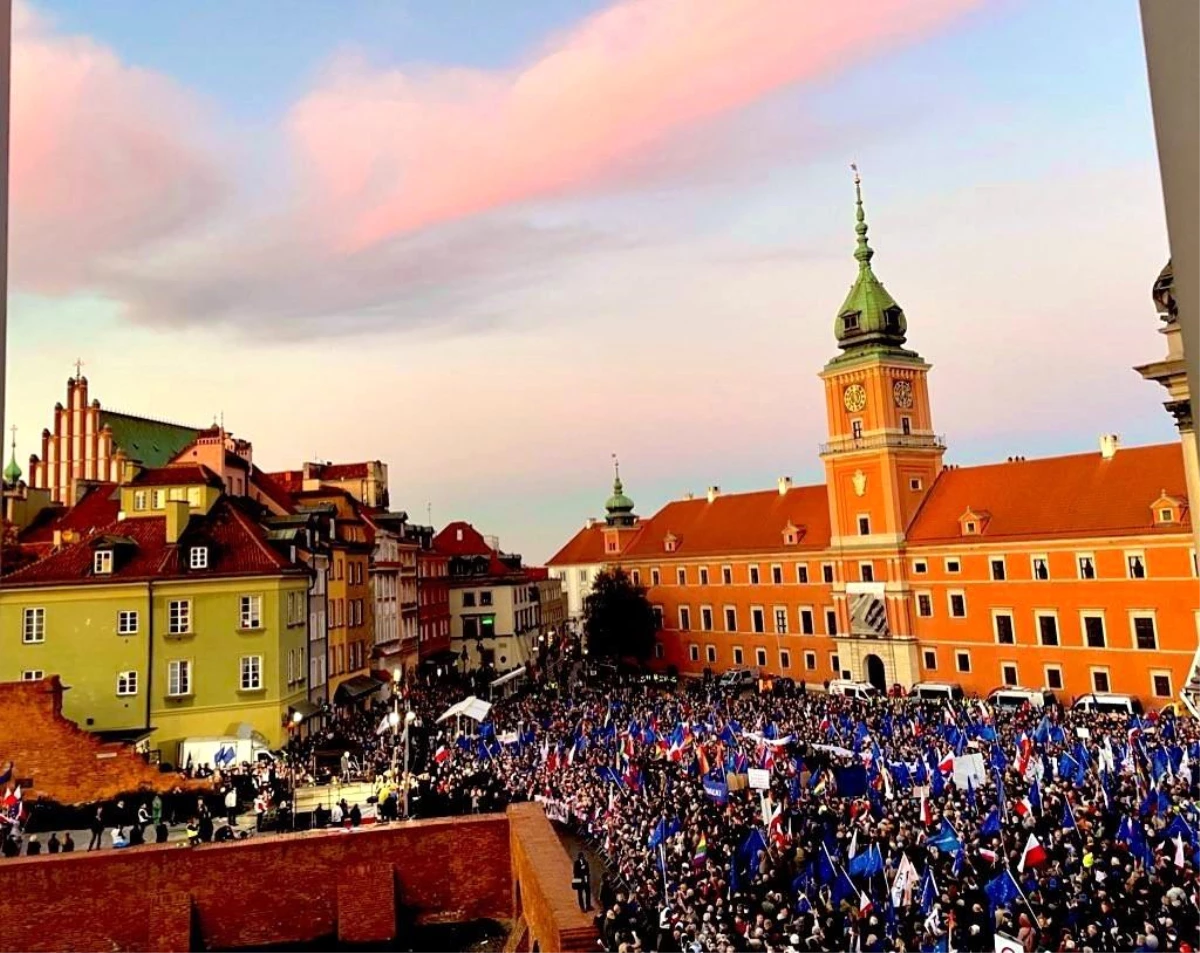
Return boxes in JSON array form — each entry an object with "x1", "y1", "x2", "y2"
[{"x1": 178, "y1": 736, "x2": 277, "y2": 771}]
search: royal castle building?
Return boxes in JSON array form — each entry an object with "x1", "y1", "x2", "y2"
[{"x1": 549, "y1": 173, "x2": 1199, "y2": 708}]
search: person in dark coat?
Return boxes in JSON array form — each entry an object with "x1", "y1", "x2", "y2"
[
  {"x1": 61, "y1": 833, "x2": 74, "y2": 853},
  {"x1": 87, "y1": 807, "x2": 104, "y2": 851},
  {"x1": 155, "y1": 821, "x2": 169, "y2": 843},
  {"x1": 572, "y1": 851, "x2": 592, "y2": 911},
  {"x1": 25, "y1": 835, "x2": 41, "y2": 856},
  {"x1": 198, "y1": 811, "x2": 214, "y2": 843},
  {"x1": 47, "y1": 833, "x2": 60, "y2": 854}
]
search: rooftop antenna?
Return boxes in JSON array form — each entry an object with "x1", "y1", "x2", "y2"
[{"x1": 427, "y1": 502, "x2": 432, "y2": 525}]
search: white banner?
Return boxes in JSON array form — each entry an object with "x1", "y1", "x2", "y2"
[{"x1": 748, "y1": 768, "x2": 771, "y2": 790}]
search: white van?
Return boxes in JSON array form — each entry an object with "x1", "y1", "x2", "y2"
[
  {"x1": 178, "y1": 736, "x2": 276, "y2": 770},
  {"x1": 912, "y1": 682, "x2": 965, "y2": 702},
  {"x1": 1072, "y1": 693, "x2": 1143, "y2": 716},
  {"x1": 827, "y1": 679, "x2": 878, "y2": 700},
  {"x1": 988, "y1": 687, "x2": 1059, "y2": 710}
]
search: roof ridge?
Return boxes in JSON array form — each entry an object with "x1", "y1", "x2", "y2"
[
  {"x1": 224, "y1": 498, "x2": 291, "y2": 569},
  {"x1": 99, "y1": 408, "x2": 204, "y2": 432}
]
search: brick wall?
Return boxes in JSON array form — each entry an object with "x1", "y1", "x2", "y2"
[
  {"x1": 0, "y1": 676, "x2": 208, "y2": 803},
  {"x1": 0, "y1": 814, "x2": 512, "y2": 952}
]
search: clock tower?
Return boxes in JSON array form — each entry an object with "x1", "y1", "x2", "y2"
[{"x1": 820, "y1": 167, "x2": 945, "y2": 549}]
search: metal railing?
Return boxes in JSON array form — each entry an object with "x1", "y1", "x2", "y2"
[{"x1": 819, "y1": 433, "x2": 946, "y2": 455}]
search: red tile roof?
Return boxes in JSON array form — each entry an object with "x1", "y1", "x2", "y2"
[
  {"x1": 320, "y1": 462, "x2": 371, "y2": 480},
  {"x1": 266, "y1": 470, "x2": 305, "y2": 494},
  {"x1": 249, "y1": 465, "x2": 296, "y2": 514},
  {"x1": 433, "y1": 521, "x2": 493, "y2": 557},
  {"x1": 20, "y1": 483, "x2": 121, "y2": 549},
  {"x1": 546, "y1": 523, "x2": 609, "y2": 566},
  {"x1": 907, "y1": 442, "x2": 1190, "y2": 543},
  {"x1": 4, "y1": 498, "x2": 297, "y2": 587},
  {"x1": 130, "y1": 464, "x2": 224, "y2": 488}
]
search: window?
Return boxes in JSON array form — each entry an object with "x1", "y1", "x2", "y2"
[
  {"x1": 799, "y1": 608, "x2": 814, "y2": 635},
  {"x1": 1126, "y1": 552, "x2": 1147, "y2": 579},
  {"x1": 751, "y1": 607, "x2": 765, "y2": 633},
  {"x1": 1133, "y1": 614, "x2": 1157, "y2": 650},
  {"x1": 679, "y1": 607, "x2": 691, "y2": 631},
  {"x1": 287, "y1": 649, "x2": 294, "y2": 685},
  {"x1": 749, "y1": 566, "x2": 760, "y2": 585},
  {"x1": 922, "y1": 649, "x2": 937, "y2": 671},
  {"x1": 948, "y1": 592, "x2": 966, "y2": 618},
  {"x1": 168, "y1": 600, "x2": 191, "y2": 635},
  {"x1": 1077, "y1": 554, "x2": 1096, "y2": 580},
  {"x1": 1193, "y1": 550, "x2": 1198, "y2": 578},
  {"x1": 1037, "y1": 613, "x2": 1059, "y2": 646},
  {"x1": 956, "y1": 651, "x2": 971, "y2": 673},
  {"x1": 190, "y1": 547, "x2": 208, "y2": 570},
  {"x1": 1045, "y1": 667, "x2": 1063, "y2": 691},
  {"x1": 909, "y1": 477, "x2": 923, "y2": 492},
  {"x1": 1152, "y1": 672, "x2": 1172, "y2": 698},
  {"x1": 822, "y1": 563, "x2": 835, "y2": 584},
  {"x1": 240, "y1": 655, "x2": 263, "y2": 691},
  {"x1": 699, "y1": 567, "x2": 709, "y2": 586},
  {"x1": 706, "y1": 645, "x2": 717, "y2": 664},
  {"x1": 771, "y1": 565, "x2": 783, "y2": 585},
  {"x1": 239, "y1": 595, "x2": 262, "y2": 630},
  {"x1": 774, "y1": 608, "x2": 788, "y2": 634},
  {"x1": 804, "y1": 651, "x2": 817, "y2": 671},
  {"x1": 851, "y1": 419, "x2": 864, "y2": 440},
  {"x1": 1092, "y1": 670, "x2": 1110, "y2": 693},
  {"x1": 689, "y1": 644, "x2": 700, "y2": 663},
  {"x1": 167, "y1": 660, "x2": 192, "y2": 696},
  {"x1": 651, "y1": 569, "x2": 661, "y2": 586},
  {"x1": 133, "y1": 490, "x2": 147, "y2": 511},
  {"x1": 701, "y1": 607, "x2": 714, "y2": 631},
  {"x1": 843, "y1": 312, "x2": 860, "y2": 331},
  {"x1": 463, "y1": 592, "x2": 476, "y2": 607},
  {"x1": 187, "y1": 487, "x2": 202, "y2": 508},
  {"x1": 724, "y1": 607, "x2": 737, "y2": 632},
  {"x1": 480, "y1": 591, "x2": 493, "y2": 606},
  {"x1": 860, "y1": 562, "x2": 874, "y2": 583},
  {"x1": 652, "y1": 607, "x2": 664, "y2": 630},
  {"x1": 796, "y1": 564, "x2": 809, "y2": 584},
  {"x1": 1083, "y1": 614, "x2": 1106, "y2": 648},
  {"x1": 151, "y1": 489, "x2": 165, "y2": 509},
  {"x1": 993, "y1": 612, "x2": 1015, "y2": 645},
  {"x1": 677, "y1": 568, "x2": 687, "y2": 586},
  {"x1": 117, "y1": 671, "x2": 138, "y2": 696},
  {"x1": 780, "y1": 650, "x2": 791, "y2": 670},
  {"x1": 22, "y1": 607, "x2": 45, "y2": 643},
  {"x1": 1031, "y1": 556, "x2": 1049, "y2": 580},
  {"x1": 989, "y1": 558, "x2": 1006, "y2": 581},
  {"x1": 944, "y1": 558, "x2": 961, "y2": 574},
  {"x1": 825, "y1": 609, "x2": 838, "y2": 636},
  {"x1": 117, "y1": 610, "x2": 139, "y2": 635},
  {"x1": 654, "y1": 643, "x2": 664, "y2": 660},
  {"x1": 913, "y1": 559, "x2": 927, "y2": 575},
  {"x1": 732, "y1": 647, "x2": 744, "y2": 666},
  {"x1": 1001, "y1": 663, "x2": 1018, "y2": 686},
  {"x1": 964, "y1": 521, "x2": 977, "y2": 535},
  {"x1": 857, "y1": 516, "x2": 871, "y2": 536},
  {"x1": 93, "y1": 550, "x2": 113, "y2": 575},
  {"x1": 630, "y1": 571, "x2": 641, "y2": 587},
  {"x1": 830, "y1": 653, "x2": 841, "y2": 676},
  {"x1": 21, "y1": 670, "x2": 43, "y2": 681},
  {"x1": 722, "y1": 566, "x2": 732, "y2": 585},
  {"x1": 755, "y1": 648, "x2": 767, "y2": 668},
  {"x1": 916, "y1": 593, "x2": 933, "y2": 618}
]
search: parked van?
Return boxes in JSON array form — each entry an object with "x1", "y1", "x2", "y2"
[
  {"x1": 912, "y1": 682, "x2": 965, "y2": 702},
  {"x1": 178, "y1": 736, "x2": 275, "y2": 771},
  {"x1": 719, "y1": 669, "x2": 757, "y2": 690},
  {"x1": 988, "y1": 687, "x2": 1059, "y2": 710},
  {"x1": 827, "y1": 679, "x2": 878, "y2": 700},
  {"x1": 1072, "y1": 693, "x2": 1143, "y2": 716}
]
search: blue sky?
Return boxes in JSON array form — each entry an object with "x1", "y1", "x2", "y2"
[{"x1": 11, "y1": 0, "x2": 1174, "y2": 562}]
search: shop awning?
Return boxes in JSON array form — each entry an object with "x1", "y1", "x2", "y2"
[
  {"x1": 288, "y1": 699, "x2": 322, "y2": 722},
  {"x1": 333, "y1": 675, "x2": 384, "y2": 705},
  {"x1": 489, "y1": 666, "x2": 527, "y2": 689},
  {"x1": 436, "y1": 695, "x2": 492, "y2": 724}
]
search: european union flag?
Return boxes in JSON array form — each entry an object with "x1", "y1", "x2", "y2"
[
  {"x1": 981, "y1": 808, "x2": 1002, "y2": 836},
  {"x1": 985, "y1": 870, "x2": 1019, "y2": 911}
]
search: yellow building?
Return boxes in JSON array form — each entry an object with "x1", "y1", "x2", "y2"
[{"x1": 0, "y1": 465, "x2": 311, "y2": 763}]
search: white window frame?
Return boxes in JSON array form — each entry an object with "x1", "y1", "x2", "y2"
[
  {"x1": 912, "y1": 559, "x2": 928, "y2": 575},
  {"x1": 168, "y1": 599, "x2": 192, "y2": 635},
  {"x1": 240, "y1": 595, "x2": 263, "y2": 630},
  {"x1": 909, "y1": 476, "x2": 923, "y2": 491},
  {"x1": 779, "y1": 650, "x2": 791, "y2": 670},
  {"x1": 706, "y1": 645, "x2": 717, "y2": 664},
  {"x1": 700, "y1": 605, "x2": 714, "y2": 631},
  {"x1": 955, "y1": 651, "x2": 971, "y2": 673},
  {"x1": 117, "y1": 670, "x2": 138, "y2": 696},
  {"x1": 922, "y1": 649, "x2": 937, "y2": 671},
  {"x1": 943, "y1": 557, "x2": 961, "y2": 574},
  {"x1": 1030, "y1": 554, "x2": 1049, "y2": 581},
  {"x1": 133, "y1": 490, "x2": 147, "y2": 511},
  {"x1": 796, "y1": 563, "x2": 809, "y2": 584},
  {"x1": 859, "y1": 561, "x2": 875, "y2": 583},
  {"x1": 1035, "y1": 610, "x2": 1060, "y2": 646},
  {"x1": 856, "y1": 514, "x2": 871, "y2": 536},
  {"x1": 770, "y1": 564, "x2": 783, "y2": 585},
  {"x1": 21, "y1": 670, "x2": 44, "y2": 681},
  {"x1": 1091, "y1": 667, "x2": 1111, "y2": 694},
  {"x1": 630, "y1": 570, "x2": 641, "y2": 586},
  {"x1": 117, "y1": 610, "x2": 139, "y2": 635},
  {"x1": 287, "y1": 649, "x2": 294, "y2": 685},
  {"x1": 190, "y1": 546, "x2": 208, "y2": 570},
  {"x1": 824, "y1": 607, "x2": 838, "y2": 636},
  {"x1": 93, "y1": 550, "x2": 113, "y2": 575},
  {"x1": 1076, "y1": 552, "x2": 1097, "y2": 580},
  {"x1": 721, "y1": 565, "x2": 733, "y2": 585},
  {"x1": 915, "y1": 591, "x2": 933, "y2": 618},
  {"x1": 699, "y1": 567, "x2": 709, "y2": 586},
  {"x1": 167, "y1": 659, "x2": 192, "y2": 697},
  {"x1": 755, "y1": 647, "x2": 768, "y2": 669},
  {"x1": 22, "y1": 607, "x2": 45, "y2": 644},
  {"x1": 988, "y1": 556, "x2": 1006, "y2": 581},
  {"x1": 732, "y1": 646, "x2": 744, "y2": 666},
  {"x1": 676, "y1": 567, "x2": 687, "y2": 586},
  {"x1": 992, "y1": 609, "x2": 1016, "y2": 645},
  {"x1": 804, "y1": 651, "x2": 817, "y2": 671},
  {"x1": 773, "y1": 606, "x2": 788, "y2": 634},
  {"x1": 1044, "y1": 665, "x2": 1064, "y2": 692},
  {"x1": 1150, "y1": 669, "x2": 1173, "y2": 699},
  {"x1": 688, "y1": 644, "x2": 699, "y2": 663},
  {"x1": 151, "y1": 489, "x2": 165, "y2": 510},
  {"x1": 947, "y1": 589, "x2": 967, "y2": 619},
  {"x1": 240, "y1": 655, "x2": 263, "y2": 691},
  {"x1": 750, "y1": 605, "x2": 766, "y2": 634},
  {"x1": 1000, "y1": 662, "x2": 1019, "y2": 687},
  {"x1": 749, "y1": 565, "x2": 760, "y2": 585},
  {"x1": 799, "y1": 606, "x2": 815, "y2": 635},
  {"x1": 1080, "y1": 610, "x2": 1106, "y2": 648},
  {"x1": 678, "y1": 605, "x2": 691, "y2": 631},
  {"x1": 830, "y1": 652, "x2": 841, "y2": 676},
  {"x1": 724, "y1": 606, "x2": 738, "y2": 632},
  {"x1": 821, "y1": 562, "x2": 836, "y2": 584},
  {"x1": 1130, "y1": 610, "x2": 1158, "y2": 650},
  {"x1": 1125, "y1": 550, "x2": 1147, "y2": 580}
]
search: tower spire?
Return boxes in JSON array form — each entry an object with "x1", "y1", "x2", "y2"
[
  {"x1": 4, "y1": 425, "x2": 22, "y2": 486},
  {"x1": 604, "y1": 454, "x2": 636, "y2": 527},
  {"x1": 851, "y1": 163, "x2": 874, "y2": 269}
]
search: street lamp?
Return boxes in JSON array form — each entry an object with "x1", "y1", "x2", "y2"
[
  {"x1": 402, "y1": 709, "x2": 417, "y2": 819},
  {"x1": 290, "y1": 710, "x2": 303, "y2": 831}
]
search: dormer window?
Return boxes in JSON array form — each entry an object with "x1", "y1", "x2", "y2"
[
  {"x1": 842, "y1": 312, "x2": 861, "y2": 332},
  {"x1": 190, "y1": 546, "x2": 209, "y2": 570},
  {"x1": 1159, "y1": 508, "x2": 1174, "y2": 523},
  {"x1": 782, "y1": 521, "x2": 802, "y2": 546},
  {"x1": 1151, "y1": 492, "x2": 1183, "y2": 525},
  {"x1": 957, "y1": 507, "x2": 989, "y2": 537},
  {"x1": 93, "y1": 550, "x2": 113, "y2": 575},
  {"x1": 883, "y1": 306, "x2": 902, "y2": 333},
  {"x1": 964, "y1": 522, "x2": 977, "y2": 535},
  {"x1": 664, "y1": 533, "x2": 678, "y2": 553}
]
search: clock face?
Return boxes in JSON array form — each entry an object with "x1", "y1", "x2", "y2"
[
  {"x1": 893, "y1": 379, "x2": 914, "y2": 409},
  {"x1": 843, "y1": 384, "x2": 867, "y2": 413}
]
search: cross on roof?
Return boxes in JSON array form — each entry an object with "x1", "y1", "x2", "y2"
[{"x1": 73, "y1": 358, "x2": 85, "y2": 379}]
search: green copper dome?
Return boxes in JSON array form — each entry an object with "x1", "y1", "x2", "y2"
[
  {"x1": 604, "y1": 456, "x2": 637, "y2": 527},
  {"x1": 833, "y1": 167, "x2": 908, "y2": 352},
  {"x1": 4, "y1": 452, "x2": 21, "y2": 486}
]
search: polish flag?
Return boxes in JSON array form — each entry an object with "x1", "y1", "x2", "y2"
[
  {"x1": 859, "y1": 893, "x2": 874, "y2": 917},
  {"x1": 1016, "y1": 734, "x2": 1033, "y2": 777},
  {"x1": 434, "y1": 745, "x2": 450, "y2": 765},
  {"x1": 1018, "y1": 833, "x2": 1047, "y2": 873},
  {"x1": 938, "y1": 751, "x2": 955, "y2": 774},
  {"x1": 920, "y1": 796, "x2": 933, "y2": 827},
  {"x1": 979, "y1": 847, "x2": 998, "y2": 864},
  {"x1": 1014, "y1": 797, "x2": 1034, "y2": 818}
]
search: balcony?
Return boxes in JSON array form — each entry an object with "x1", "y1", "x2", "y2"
[{"x1": 819, "y1": 432, "x2": 946, "y2": 456}]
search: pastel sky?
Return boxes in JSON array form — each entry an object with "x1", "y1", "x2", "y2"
[{"x1": 9, "y1": 0, "x2": 1174, "y2": 563}]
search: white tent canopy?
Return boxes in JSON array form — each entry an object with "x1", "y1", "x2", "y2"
[
  {"x1": 436, "y1": 695, "x2": 493, "y2": 724},
  {"x1": 489, "y1": 666, "x2": 527, "y2": 689}
]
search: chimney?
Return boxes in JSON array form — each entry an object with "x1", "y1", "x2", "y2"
[
  {"x1": 706, "y1": 486, "x2": 720, "y2": 504},
  {"x1": 165, "y1": 500, "x2": 191, "y2": 544},
  {"x1": 1099, "y1": 434, "x2": 1120, "y2": 460},
  {"x1": 778, "y1": 476, "x2": 793, "y2": 496},
  {"x1": 684, "y1": 492, "x2": 695, "y2": 501}
]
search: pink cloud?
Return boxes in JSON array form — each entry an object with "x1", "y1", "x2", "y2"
[
  {"x1": 11, "y1": 0, "x2": 225, "y2": 293},
  {"x1": 288, "y1": 0, "x2": 981, "y2": 253}
]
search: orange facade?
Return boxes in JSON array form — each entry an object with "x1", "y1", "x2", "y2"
[{"x1": 548, "y1": 182, "x2": 1198, "y2": 707}]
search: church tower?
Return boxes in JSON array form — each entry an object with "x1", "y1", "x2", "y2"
[{"x1": 820, "y1": 167, "x2": 945, "y2": 549}]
